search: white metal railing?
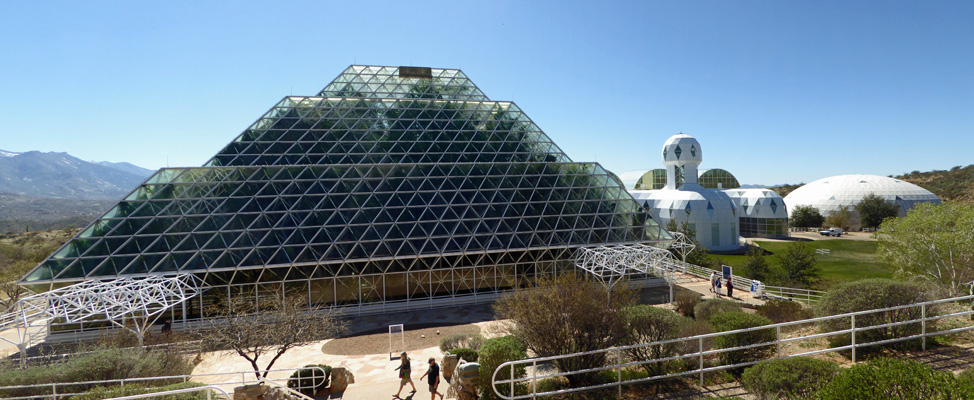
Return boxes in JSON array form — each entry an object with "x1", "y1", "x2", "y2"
[
  {"x1": 96, "y1": 385, "x2": 230, "y2": 400},
  {"x1": 0, "y1": 366, "x2": 327, "y2": 400},
  {"x1": 492, "y1": 294, "x2": 974, "y2": 399},
  {"x1": 664, "y1": 258, "x2": 826, "y2": 304}
]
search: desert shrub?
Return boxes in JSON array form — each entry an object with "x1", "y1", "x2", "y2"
[
  {"x1": 287, "y1": 364, "x2": 331, "y2": 395},
  {"x1": 622, "y1": 305, "x2": 691, "y2": 376},
  {"x1": 756, "y1": 299, "x2": 812, "y2": 324},
  {"x1": 815, "y1": 279, "x2": 937, "y2": 350},
  {"x1": 70, "y1": 382, "x2": 205, "y2": 400},
  {"x1": 677, "y1": 319, "x2": 714, "y2": 372},
  {"x1": 816, "y1": 358, "x2": 974, "y2": 399},
  {"x1": 449, "y1": 347, "x2": 479, "y2": 363},
  {"x1": 468, "y1": 334, "x2": 486, "y2": 350},
  {"x1": 674, "y1": 290, "x2": 700, "y2": 318},
  {"x1": 741, "y1": 357, "x2": 839, "y2": 400},
  {"x1": 494, "y1": 273, "x2": 634, "y2": 388},
  {"x1": 478, "y1": 336, "x2": 528, "y2": 400},
  {"x1": 694, "y1": 299, "x2": 743, "y2": 322},
  {"x1": 0, "y1": 347, "x2": 192, "y2": 399},
  {"x1": 710, "y1": 312, "x2": 775, "y2": 371},
  {"x1": 439, "y1": 332, "x2": 486, "y2": 352}
]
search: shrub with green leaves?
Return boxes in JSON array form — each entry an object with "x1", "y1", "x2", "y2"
[
  {"x1": 622, "y1": 305, "x2": 691, "y2": 376},
  {"x1": 709, "y1": 312, "x2": 775, "y2": 370},
  {"x1": 69, "y1": 382, "x2": 206, "y2": 400},
  {"x1": 816, "y1": 358, "x2": 974, "y2": 399},
  {"x1": 0, "y1": 347, "x2": 192, "y2": 399},
  {"x1": 287, "y1": 364, "x2": 331, "y2": 395},
  {"x1": 756, "y1": 299, "x2": 812, "y2": 324},
  {"x1": 449, "y1": 347, "x2": 479, "y2": 362},
  {"x1": 815, "y1": 279, "x2": 936, "y2": 350},
  {"x1": 478, "y1": 336, "x2": 527, "y2": 400},
  {"x1": 741, "y1": 357, "x2": 838, "y2": 400},
  {"x1": 694, "y1": 298, "x2": 743, "y2": 322}
]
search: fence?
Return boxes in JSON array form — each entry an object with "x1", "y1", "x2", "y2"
[
  {"x1": 664, "y1": 258, "x2": 826, "y2": 304},
  {"x1": 491, "y1": 294, "x2": 974, "y2": 399},
  {"x1": 0, "y1": 366, "x2": 327, "y2": 400}
]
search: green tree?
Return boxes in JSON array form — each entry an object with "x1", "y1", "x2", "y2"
[
  {"x1": 789, "y1": 205, "x2": 825, "y2": 230},
  {"x1": 855, "y1": 193, "x2": 900, "y2": 230},
  {"x1": 741, "y1": 247, "x2": 775, "y2": 283},
  {"x1": 877, "y1": 202, "x2": 974, "y2": 296},
  {"x1": 825, "y1": 205, "x2": 853, "y2": 230},
  {"x1": 774, "y1": 241, "x2": 819, "y2": 287}
]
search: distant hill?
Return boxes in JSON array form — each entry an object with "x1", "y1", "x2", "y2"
[
  {"x1": 0, "y1": 192, "x2": 114, "y2": 233},
  {"x1": 0, "y1": 150, "x2": 154, "y2": 199},
  {"x1": 897, "y1": 165, "x2": 974, "y2": 203},
  {"x1": 769, "y1": 183, "x2": 803, "y2": 198}
]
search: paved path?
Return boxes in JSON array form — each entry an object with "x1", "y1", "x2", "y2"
[{"x1": 673, "y1": 273, "x2": 766, "y2": 306}]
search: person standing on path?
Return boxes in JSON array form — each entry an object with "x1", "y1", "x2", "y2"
[
  {"x1": 726, "y1": 278, "x2": 734, "y2": 298},
  {"x1": 420, "y1": 357, "x2": 445, "y2": 400},
  {"x1": 709, "y1": 272, "x2": 717, "y2": 294},
  {"x1": 395, "y1": 352, "x2": 417, "y2": 398}
]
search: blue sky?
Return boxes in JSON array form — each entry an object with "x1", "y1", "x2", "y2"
[{"x1": 1, "y1": 1, "x2": 972, "y2": 185}]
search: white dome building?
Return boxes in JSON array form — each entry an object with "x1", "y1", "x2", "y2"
[
  {"x1": 783, "y1": 174, "x2": 941, "y2": 229},
  {"x1": 724, "y1": 189, "x2": 789, "y2": 238},
  {"x1": 629, "y1": 133, "x2": 743, "y2": 252}
]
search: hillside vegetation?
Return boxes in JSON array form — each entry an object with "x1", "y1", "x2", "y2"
[
  {"x1": 0, "y1": 229, "x2": 77, "y2": 308},
  {"x1": 897, "y1": 165, "x2": 974, "y2": 203}
]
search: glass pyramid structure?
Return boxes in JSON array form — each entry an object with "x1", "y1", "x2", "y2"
[{"x1": 22, "y1": 65, "x2": 671, "y2": 313}]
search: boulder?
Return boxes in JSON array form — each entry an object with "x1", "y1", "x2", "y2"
[
  {"x1": 442, "y1": 354, "x2": 459, "y2": 379},
  {"x1": 329, "y1": 367, "x2": 355, "y2": 393},
  {"x1": 233, "y1": 383, "x2": 266, "y2": 400}
]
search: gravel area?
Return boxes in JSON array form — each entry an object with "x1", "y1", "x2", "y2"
[{"x1": 321, "y1": 323, "x2": 482, "y2": 356}]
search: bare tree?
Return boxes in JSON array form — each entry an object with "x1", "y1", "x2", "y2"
[{"x1": 197, "y1": 290, "x2": 347, "y2": 379}]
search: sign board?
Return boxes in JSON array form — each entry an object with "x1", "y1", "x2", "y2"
[
  {"x1": 389, "y1": 324, "x2": 405, "y2": 358},
  {"x1": 722, "y1": 265, "x2": 732, "y2": 280}
]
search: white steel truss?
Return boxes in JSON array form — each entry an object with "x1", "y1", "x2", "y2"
[
  {"x1": 574, "y1": 243, "x2": 675, "y2": 289},
  {"x1": 1, "y1": 274, "x2": 202, "y2": 362},
  {"x1": 668, "y1": 232, "x2": 696, "y2": 263}
]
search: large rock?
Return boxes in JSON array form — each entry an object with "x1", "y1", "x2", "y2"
[
  {"x1": 442, "y1": 354, "x2": 459, "y2": 379},
  {"x1": 233, "y1": 383, "x2": 266, "y2": 400},
  {"x1": 329, "y1": 367, "x2": 355, "y2": 393}
]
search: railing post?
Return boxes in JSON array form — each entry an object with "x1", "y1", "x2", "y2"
[
  {"x1": 207, "y1": 389, "x2": 213, "y2": 400},
  {"x1": 616, "y1": 349, "x2": 622, "y2": 398},
  {"x1": 52, "y1": 383, "x2": 57, "y2": 399},
  {"x1": 851, "y1": 314, "x2": 857, "y2": 363},
  {"x1": 510, "y1": 360, "x2": 514, "y2": 399},
  {"x1": 922, "y1": 303, "x2": 927, "y2": 351},
  {"x1": 698, "y1": 337, "x2": 704, "y2": 387},
  {"x1": 532, "y1": 360, "x2": 537, "y2": 399},
  {"x1": 776, "y1": 326, "x2": 781, "y2": 358}
]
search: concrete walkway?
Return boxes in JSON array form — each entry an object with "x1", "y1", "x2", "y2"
[{"x1": 674, "y1": 273, "x2": 766, "y2": 306}]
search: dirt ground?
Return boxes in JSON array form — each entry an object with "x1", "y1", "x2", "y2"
[{"x1": 321, "y1": 323, "x2": 482, "y2": 356}]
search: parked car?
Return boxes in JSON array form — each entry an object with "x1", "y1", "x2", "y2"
[{"x1": 819, "y1": 228, "x2": 843, "y2": 237}]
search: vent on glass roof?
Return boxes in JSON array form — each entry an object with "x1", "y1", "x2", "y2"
[{"x1": 399, "y1": 66, "x2": 433, "y2": 79}]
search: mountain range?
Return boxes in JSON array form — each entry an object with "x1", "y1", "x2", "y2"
[{"x1": 0, "y1": 150, "x2": 154, "y2": 200}]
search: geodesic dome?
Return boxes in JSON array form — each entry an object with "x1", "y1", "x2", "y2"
[{"x1": 783, "y1": 174, "x2": 940, "y2": 228}]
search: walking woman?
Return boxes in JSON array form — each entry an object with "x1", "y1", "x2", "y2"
[{"x1": 395, "y1": 351, "x2": 417, "y2": 397}]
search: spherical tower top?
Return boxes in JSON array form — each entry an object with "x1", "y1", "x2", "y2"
[{"x1": 662, "y1": 133, "x2": 702, "y2": 167}]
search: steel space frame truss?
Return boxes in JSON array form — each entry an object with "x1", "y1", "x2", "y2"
[
  {"x1": 574, "y1": 243, "x2": 675, "y2": 290},
  {"x1": 2, "y1": 274, "x2": 202, "y2": 361}
]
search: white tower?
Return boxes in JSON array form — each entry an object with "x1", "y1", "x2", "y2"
[{"x1": 661, "y1": 133, "x2": 703, "y2": 189}]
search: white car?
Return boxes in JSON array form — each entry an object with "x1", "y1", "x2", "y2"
[{"x1": 819, "y1": 228, "x2": 843, "y2": 237}]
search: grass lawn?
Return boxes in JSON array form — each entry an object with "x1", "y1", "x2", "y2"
[{"x1": 712, "y1": 239, "x2": 893, "y2": 290}]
